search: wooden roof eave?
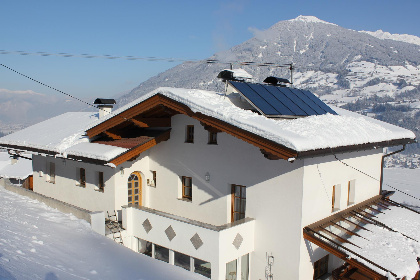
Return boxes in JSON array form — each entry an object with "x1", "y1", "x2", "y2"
[
  {"x1": 86, "y1": 94, "x2": 298, "y2": 161},
  {"x1": 297, "y1": 138, "x2": 416, "y2": 159}
]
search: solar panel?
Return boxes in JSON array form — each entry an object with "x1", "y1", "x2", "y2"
[{"x1": 229, "y1": 81, "x2": 337, "y2": 117}]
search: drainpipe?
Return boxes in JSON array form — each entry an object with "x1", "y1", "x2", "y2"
[{"x1": 380, "y1": 144, "x2": 406, "y2": 194}]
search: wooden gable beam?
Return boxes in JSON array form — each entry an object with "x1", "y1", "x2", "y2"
[
  {"x1": 109, "y1": 130, "x2": 171, "y2": 166},
  {"x1": 104, "y1": 131, "x2": 122, "y2": 140},
  {"x1": 327, "y1": 222, "x2": 365, "y2": 239},
  {"x1": 131, "y1": 117, "x2": 171, "y2": 128}
]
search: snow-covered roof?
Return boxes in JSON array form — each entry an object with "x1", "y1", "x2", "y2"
[
  {"x1": 90, "y1": 87, "x2": 415, "y2": 153},
  {"x1": 0, "y1": 87, "x2": 415, "y2": 162},
  {"x1": 0, "y1": 112, "x2": 127, "y2": 162},
  {"x1": 0, "y1": 152, "x2": 33, "y2": 179}
]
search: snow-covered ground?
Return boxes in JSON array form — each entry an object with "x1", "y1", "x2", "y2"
[
  {"x1": 383, "y1": 168, "x2": 420, "y2": 210},
  {"x1": 0, "y1": 185, "x2": 206, "y2": 280},
  {"x1": 0, "y1": 168, "x2": 418, "y2": 279}
]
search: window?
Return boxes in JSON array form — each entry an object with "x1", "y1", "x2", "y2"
[
  {"x1": 231, "y1": 184, "x2": 246, "y2": 222},
  {"x1": 79, "y1": 168, "x2": 86, "y2": 187},
  {"x1": 313, "y1": 255, "x2": 329, "y2": 279},
  {"x1": 225, "y1": 259, "x2": 237, "y2": 280},
  {"x1": 152, "y1": 171, "x2": 157, "y2": 187},
  {"x1": 174, "y1": 251, "x2": 191, "y2": 271},
  {"x1": 48, "y1": 162, "x2": 55, "y2": 183},
  {"x1": 137, "y1": 238, "x2": 152, "y2": 257},
  {"x1": 208, "y1": 131, "x2": 217, "y2": 145},
  {"x1": 185, "y1": 125, "x2": 194, "y2": 143},
  {"x1": 332, "y1": 184, "x2": 341, "y2": 212},
  {"x1": 97, "y1": 171, "x2": 104, "y2": 191},
  {"x1": 154, "y1": 244, "x2": 169, "y2": 263},
  {"x1": 241, "y1": 254, "x2": 250, "y2": 280},
  {"x1": 194, "y1": 258, "x2": 211, "y2": 278},
  {"x1": 347, "y1": 180, "x2": 355, "y2": 206},
  {"x1": 182, "y1": 176, "x2": 192, "y2": 201}
]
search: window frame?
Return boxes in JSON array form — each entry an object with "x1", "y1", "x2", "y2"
[
  {"x1": 185, "y1": 125, "x2": 194, "y2": 143},
  {"x1": 79, "y1": 168, "x2": 86, "y2": 187},
  {"x1": 231, "y1": 184, "x2": 246, "y2": 222},
  {"x1": 98, "y1": 171, "x2": 104, "y2": 191},
  {"x1": 182, "y1": 176, "x2": 192, "y2": 201},
  {"x1": 208, "y1": 131, "x2": 218, "y2": 145},
  {"x1": 152, "y1": 170, "x2": 157, "y2": 187},
  {"x1": 48, "y1": 162, "x2": 55, "y2": 184}
]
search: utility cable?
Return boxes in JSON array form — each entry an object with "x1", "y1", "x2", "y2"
[
  {"x1": 0, "y1": 63, "x2": 129, "y2": 122},
  {"x1": 0, "y1": 49, "x2": 293, "y2": 69},
  {"x1": 331, "y1": 150, "x2": 420, "y2": 201}
]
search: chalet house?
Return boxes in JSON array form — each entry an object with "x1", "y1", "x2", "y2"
[{"x1": 0, "y1": 70, "x2": 419, "y2": 280}]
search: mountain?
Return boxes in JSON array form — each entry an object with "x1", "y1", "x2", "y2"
[
  {"x1": 360, "y1": 29, "x2": 420, "y2": 46},
  {"x1": 118, "y1": 15, "x2": 420, "y2": 106}
]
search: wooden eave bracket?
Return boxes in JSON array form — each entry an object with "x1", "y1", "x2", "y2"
[
  {"x1": 104, "y1": 131, "x2": 122, "y2": 140},
  {"x1": 131, "y1": 117, "x2": 171, "y2": 128}
]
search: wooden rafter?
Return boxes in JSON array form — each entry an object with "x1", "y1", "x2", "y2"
[
  {"x1": 86, "y1": 94, "x2": 298, "y2": 161},
  {"x1": 131, "y1": 117, "x2": 171, "y2": 128},
  {"x1": 104, "y1": 131, "x2": 122, "y2": 140}
]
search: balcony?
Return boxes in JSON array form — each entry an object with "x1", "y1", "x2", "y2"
[{"x1": 122, "y1": 204, "x2": 255, "y2": 279}]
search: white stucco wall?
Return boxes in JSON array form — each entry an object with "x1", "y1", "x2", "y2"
[
  {"x1": 298, "y1": 149, "x2": 383, "y2": 279},
  {"x1": 32, "y1": 155, "x2": 117, "y2": 214}
]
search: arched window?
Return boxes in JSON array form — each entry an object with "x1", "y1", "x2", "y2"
[{"x1": 128, "y1": 172, "x2": 142, "y2": 206}]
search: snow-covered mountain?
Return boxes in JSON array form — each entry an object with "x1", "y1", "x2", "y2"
[
  {"x1": 118, "y1": 15, "x2": 420, "y2": 105},
  {"x1": 360, "y1": 30, "x2": 420, "y2": 46}
]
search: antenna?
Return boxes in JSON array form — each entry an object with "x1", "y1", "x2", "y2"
[{"x1": 289, "y1": 63, "x2": 294, "y2": 87}]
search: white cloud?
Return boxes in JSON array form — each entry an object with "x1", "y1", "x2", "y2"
[{"x1": 0, "y1": 88, "x2": 45, "y2": 96}]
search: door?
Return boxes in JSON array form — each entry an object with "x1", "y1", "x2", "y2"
[
  {"x1": 128, "y1": 172, "x2": 142, "y2": 206},
  {"x1": 231, "y1": 184, "x2": 246, "y2": 222}
]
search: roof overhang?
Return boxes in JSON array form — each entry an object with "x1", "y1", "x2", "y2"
[
  {"x1": 86, "y1": 93, "x2": 298, "y2": 161},
  {"x1": 303, "y1": 194, "x2": 420, "y2": 279}
]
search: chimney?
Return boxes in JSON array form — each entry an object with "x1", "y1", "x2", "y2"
[{"x1": 94, "y1": 98, "x2": 116, "y2": 118}]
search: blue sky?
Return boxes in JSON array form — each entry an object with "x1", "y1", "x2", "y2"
[{"x1": 1, "y1": 0, "x2": 420, "y2": 100}]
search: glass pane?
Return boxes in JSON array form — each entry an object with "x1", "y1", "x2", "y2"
[
  {"x1": 134, "y1": 195, "x2": 139, "y2": 201},
  {"x1": 241, "y1": 254, "x2": 249, "y2": 280},
  {"x1": 174, "y1": 251, "x2": 190, "y2": 271},
  {"x1": 184, "y1": 187, "x2": 191, "y2": 197},
  {"x1": 241, "y1": 187, "x2": 246, "y2": 198},
  {"x1": 234, "y1": 198, "x2": 241, "y2": 212},
  {"x1": 225, "y1": 259, "x2": 237, "y2": 280},
  {"x1": 135, "y1": 182, "x2": 139, "y2": 188},
  {"x1": 128, "y1": 190, "x2": 132, "y2": 195},
  {"x1": 128, "y1": 182, "x2": 132, "y2": 189},
  {"x1": 234, "y1": 213, "x2": 239, "y2": 221},
  {"x1": 154, "y1": 244, "x2": 169, "y2": 263},
  {"x1": 234, "y1": 186, "x2": 240, "y2": 197},
  {"x1": 194, "y1": 258, "x2": 211, "y2": 278},
  {"x1": 241, "y1": 199, "x2": 246, "y2": 214},
  {"x1": 128, "y1": 197, "x2": 132, "y2": 202},
  {"x1": 138, "y1": 238, "x2": 152, "y2": 257},
  {"x1": 184, "y1": 177, "x2": 191, "y2": 187},
  {"x1": 134, "y1": 189, "x2": 139, "y2": 194}
]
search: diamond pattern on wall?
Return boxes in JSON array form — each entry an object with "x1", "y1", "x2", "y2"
[
  {"x1": 232, "y1": 233, "x2": 243, "y2": 250},
  {"x1": 142, "y1": 218, "x2": 152, "y2": 233},
  {"x1": 190, "y1": 233, "x2": 203, "y2": 250},
  {"x1": 165, "y1": 225, "x2": 176, "y2": 241}
]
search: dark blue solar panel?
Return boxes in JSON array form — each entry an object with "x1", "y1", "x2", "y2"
[
  {"x1": 277, "y1": 87, "x2": 318, "y2": 116},
  {"x1": 229, "y1": 81, "x2": 336, "y2": 117},
  {"x1": 299, "y1": 89, "x2": 337, "y2": 115},
  {"x1": 287, "y1": 88, "x2": 325, "y2": 115},
  {"x1": 247, "y1": 83, "x2": 294, "y2": 116},
  {"x1": 263, "y1": 85, "x2": 306, "y2": 116},
  {"x1": 230, "y1": 82, "x2": 280, "y2": 115}
]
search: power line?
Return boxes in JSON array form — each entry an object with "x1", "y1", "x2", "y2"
[
  {"x1": 0, "y1": 49, "x2": 293, "y2": 68},
  {"x1": 0, "y1": 63, "x2": 128, "y2": 122},
  {"x1": 331, "y1": 150, "x2": 420, "y2": 202}
]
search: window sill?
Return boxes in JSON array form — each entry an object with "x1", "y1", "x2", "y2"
[
  {"x1": 178, "y1": 197, "x2": 192, "y2": 203},
  {"x1": 184, "y1": 141, "x2": 194, "y2": 144},
  {"x1": 94, "y1": 187, "x2": 104, "y2": 192},
  {"x1": 75, "y1": 183, "x2": 86, "y2": 188},
  {"x1": 46, "y1": 180, "x2": 55, "y2": 184}
]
